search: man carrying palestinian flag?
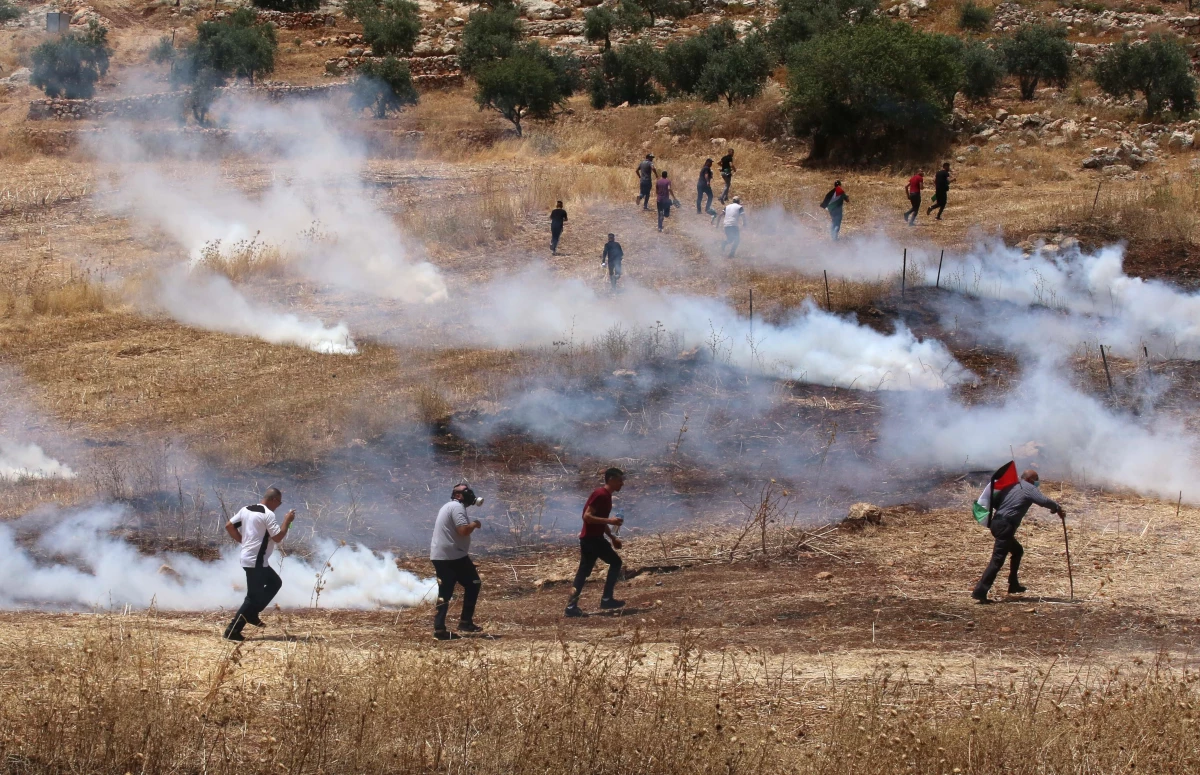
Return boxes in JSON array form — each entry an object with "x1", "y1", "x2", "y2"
[{"x1": 971, "y1": 462, "x2": 1066, "y2": 603}]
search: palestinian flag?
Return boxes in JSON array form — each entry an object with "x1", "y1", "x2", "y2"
[{"x1": 973, "y1": 461, "x2": 1019, "y2": 525}]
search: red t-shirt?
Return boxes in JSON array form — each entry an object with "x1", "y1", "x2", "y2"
[
  {"x1": 580, "y1": 486, "x2": 613, "y2": 539},
  {"x1": 907, "y1": 174, "x2": 923, "y2": 194}
]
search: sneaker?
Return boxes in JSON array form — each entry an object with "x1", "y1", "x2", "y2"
[
  {"x1": 458, "y1": 621, "x2": 483, "y2": 633},
  {"x1": 971, "y1": 590, "x2": 991, "y2": 605},
  {"x1": 599, "y1": 598, "x2": 626, "y2": 610},
  {"x1": 434, "y1": 629, "x2": 459, "y2": 640},
  {"x1": 564, "y1": 605, "x2": 585, "y2": 618},
  {"x1": 223, "y1": 631, "x2": 245, "y2": 642},
  {"x1": 1007, "y1": 583, "x2": 1027, "y2": 594},
  {"x1": 244, "y1": 614, "x2": 264, "y2": 627}
]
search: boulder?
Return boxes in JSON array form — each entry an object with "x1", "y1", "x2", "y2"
[
  {"x1": 1167, "y1": 131, "x2": 1193, "y2": 151},
  {"x1": 654, "y1": 115, "x2": 674, "y2": 130},
  {"x1": 845, "y1": 502, "x2": 883, "y2": 525},
  {"x1": 521, "y1": 0, "x2": 572, "y2": 19}
]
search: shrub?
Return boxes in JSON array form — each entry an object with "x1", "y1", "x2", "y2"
[
  {"x1": 173, "y1": 9, "x2": 277, "y2": 122},
  {"x1": 696, "y1": 34, "x2": 773, "y2": 106},
  {"x1": 148, "y1": 36, "x2": 176, "y2": 65},
  {"x1": 958, "y1": 0, "x2": 992, "y2": 32},
  {"x1": 475, "y1": 43, "x2": 577, "y2": 135},
  {"x1": 459, "y1": 2, "x2": 523, "y2": 75},
  {"x1": 0, "y1": 0, "x2": 23, "y2": 22},
  {"x1": 30, "y1": 21, "x2": 112, "y2": 99},
  {"x1": 583, "y1": 1, "x2": 648, "y2": 51},
  {"x1": 588, "y1": 41, "x2": 664, "y2": 108},
  {"x1": 960, "y1": 39, "x2": 1004, "y2": 102},
  {"x1": 358, "y1": 0, "x2": 421, "y2": 56},
  {"x1": 661, "y1": 21, "x2": 736, "y2": 95},
  {"x1": 253, "y1": 0, "x2": 319, "y2": 10},
  {"x1": 786, "y1": 20, "x2": 961, "y2": 161},
  {"x1": 624, "y1": 0, "x2": 695, "y2": 26},
  {"x1": 1093, "y1": 34, "x2": 1196, "y2": 119},
  {"x1": 1000, "y1": 23, "x2": 1071, "y2": 100},
  {"x1": 351, "y1": 56, "x2": 419, "y2": 117},
  {"x1": 766, "y1": 0, "x2": 876, "y2": 56}
]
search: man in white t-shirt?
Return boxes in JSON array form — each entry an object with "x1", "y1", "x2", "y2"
[
  {"x1": 222, "y1": 487, "x2": 295, "y2": 641},
  {"x1": 721, "y1": 196, "x2": 746, "y2": 258},
  {"x1": 430, "y1": 482, "x2": 484, "y2": 640}
]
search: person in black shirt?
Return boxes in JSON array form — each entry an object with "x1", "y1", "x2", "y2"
[
  {"x1": 927, "y1": 162, "x2": 953, "y2": 220},
  {"x1": 601, "y1": 233, "x2": 623, "y2": 291},
  {"x1": 696, "y1": 159, "x2": 715, "y2": 216},
  {"x1": 718, "y1": 149, "x2": 735, "y2": 203},
  {"x1": 550, "y1": 201, "x2": 568, "y2": 255},
  {"x1": 635, "y1": 154, "x2": 656, "y2": 210}
]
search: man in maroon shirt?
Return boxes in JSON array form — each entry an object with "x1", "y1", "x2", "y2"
[
  {"x1": 903, "y1": 170, "x2": 924, "y2": 226},
  {"x1": 565, "y1": 468, "x2": 626, "y2": 617}
]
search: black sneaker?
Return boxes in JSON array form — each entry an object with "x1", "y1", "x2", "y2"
[
  {"x1": 223, "y1": 631, "x2": 245, "y2": 642},
  {"x1": 1008, "y1": 583, "x2": 1027, "y2": 594},
  {"x1": 458, "y1": 621, "x2": 483, "y2": 633},
  {"x1": 971, "y1": 590, "x2": 991, "y2": 605},
  {"x1": 434, "y1": 629, "x2": 459, "y2": 641},
  {"x1": 599, "y1": 598, "x2": 626, "y2": 610},
  {"x1": 564, "y1": 605, "x2": 585, "y2": 618},
  {"x1": 244, "y1": 614, "x2": 264, "y2": 627}
]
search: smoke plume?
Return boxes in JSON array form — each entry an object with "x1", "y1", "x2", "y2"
[
  {"x1": 0, "y1": 506, "x2": 435, "y2": 610},
  {"x1": 0, "y1": 438, "x2": 76, "y2": 481}
]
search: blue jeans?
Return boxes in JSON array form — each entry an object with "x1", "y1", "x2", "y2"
[
  {"x1": 830, "y1": 209, "x2": 843, "y2": 240},
  {"x1": 697, "y1": 185, "x2": 713, "y2": 214}
]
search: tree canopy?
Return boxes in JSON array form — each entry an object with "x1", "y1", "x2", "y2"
[{"x1": 1094, "y1": 34, "x2": 1196, "y2": 119}]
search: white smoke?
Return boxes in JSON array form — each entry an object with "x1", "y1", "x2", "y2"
[
  {"x1": 154, "y1": 269, "x2": 358, "y2": 354},
  {"x1": 0, "y1": 506, "x2": 435, "y2": 610},
  {"x1": 0, "y1": 438, "x2": 75, "y2": 481},
  {"x1": 470, "y1": 266, "x2": 968, "y2": 390}
]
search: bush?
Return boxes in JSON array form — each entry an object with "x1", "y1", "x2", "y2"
[
  {"x1": 767, "y1": 0, "x2": 876, "y2": 57},
  {"x1": 1000, "y1": 23, "x2": 1071, "y2": 100},
  {"x1": 475, "y1": 43, "x2": 577, "y2": 135},
  {"x1": 30, "y1": 21, "x2": 112, "y2": 99},
  {"x1": 960, "y1": 39, "x2": 1004, "y2": 102},
  {"x1": 459, "y1": 2, "x2": 523, "y2": 75},
  {"x1": 148, "y1": 36, "x2": 176, "y2": 65},
  {"x1": 583, "y1": 1, "x2": 649, "y2": 51},
  {"x1": 958, "y1": 0, "x2": 992, "y2": 32},
  {"x1": 661, "y1": 22, "x2": 736, "y2": 95},
  {"x1": 696, "y1": 34, "x2": 773, "y2": 106},
  {"x1": 786, "y1": 20, "x2": 961, "y2": 161},
  {"x1": 588, "y1": 41, "x2": 664, "y2": 108},
  {"x1": 253, "y1": 0, "x2": 319, "y2": 10},
  {"x1": 358, "y1": 0, "x2": 421, "y2": 56},
  {"x1": 173, "y1": 9, "x2": 277, "y2": 122},
  {"x1": 351, "y1": 56, "x2": 419, "y2": 117},
  {"x1": 1093, "y1": 34, "x2": 1196, "y2": 119},
  {"x1": 0, "y1": 0, "x2": 23, "y2": 22}
]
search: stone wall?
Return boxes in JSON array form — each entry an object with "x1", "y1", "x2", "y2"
[
  {"x1": 210, "y1": 9, "x2": 338, "y2": 28},
  {"x1": 28, "y1": 83, "x2": 350, "y2": 121},
  {"x1": 324, "y1": 54, "x2": 464, "y2": 89}
]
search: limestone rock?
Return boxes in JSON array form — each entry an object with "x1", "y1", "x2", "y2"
[{"x1": 846, "y1": 502, "x2": 883, "y2": 525}]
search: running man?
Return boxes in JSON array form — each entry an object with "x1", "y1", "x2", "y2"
[
  {"x1": 635, "y1": 153, "x2": 656, "y2": 210},
  {"x1": 820, "y1": 180, "x2": 849, "y2": 241},
  {"x1": 696, "y1": 158, "x2": 716, "y2": 216},
  {"x1": 550, "y1": 201, "x2": 568, "y2": 255},
  {"x1": 601, "y1": 233, "x2": 624, "y2": 291},
  {"x1": 223, "y1": 487, "x2": 295, "y2": 642},
  {"x1": 655, "y1": 170, "x2": 675, "y2": 232},
  {"x1": 718, "y1": 148, "x2": 735, "y2": 203},
  {"x1": 565, "y1": 468, "x2": 626, "y2": 617},
  {"x1": 721, "y1": 195, "x2": 746, "y2": 258},
  {"x1": 927, "y1": 162, "x2": 953, "y2": 220},
  {"x1": 903, "y1": 170, "x2": 923, "y2": 226}
]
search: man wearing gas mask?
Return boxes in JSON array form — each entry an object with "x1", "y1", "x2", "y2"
[{"x1": 430, "y1": 482, "x2": 486, "y2": 640}]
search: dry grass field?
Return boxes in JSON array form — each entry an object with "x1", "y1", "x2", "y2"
[{"x1": 4, "y1": 0, "x2": 1200, "y2": 770}]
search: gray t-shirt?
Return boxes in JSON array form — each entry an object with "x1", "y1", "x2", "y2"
[{"x1": 430, "y1": 500, "x2": 472, "y2": 560}]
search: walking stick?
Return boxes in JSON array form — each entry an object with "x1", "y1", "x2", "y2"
[{"x1": 1060, "y1": 513, "x2": 1074, "y2": 601}]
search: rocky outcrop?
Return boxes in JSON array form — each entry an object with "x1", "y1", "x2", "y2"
[
  {"x1": 27, "y1": 83, "x2": 351, "y2": 121},
  {"x1": 324, "y1": 54, "x2": 464, "y2": 88},
  {"x1": 210, "y1": 8, "x2": 338, "y2": 28}
]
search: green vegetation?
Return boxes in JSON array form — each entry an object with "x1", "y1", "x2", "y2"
[
  {"x1": 766, "y1": 0, "x2": 876, "y2": 56},
  {"x1": 30, "y1": 21, "x2": 112, "y2": 100},
  {"x1": 1000, "y1": 23, "x2": 1072, "y2": 100},
  {"x1": 475, "y1": 43, "x2": 579, "y2": 135},
  {"x1": 0, "y1": 0, "x2": 23, "y2": 23},
  {"x1": 786, "y1": 21, "x2": 961, "y2": 160},
  {"x1": 583, "y1": 1, "x2": 649, "y2": 51},
  {"x1": 958, "y1": 0, "x2": 992, "y2": 32},
  {"x1": 589, "y1": 40, "x2": 664, "y2": 108},
  {"x1": 661, "y1": 22, "x2": 737, "y2": 95},
  {"x1": 351, "y1": 56, "x2": 420, "y2": 118},
  {"x1": 148, "y1": 36, "x2": 176, "y2": 65},
  {"x1": 173, "y1": 9, "x2": 278, "y2": 122},
  {"x1": 1094, "y1": 34, "x2": 1196, "y2": 119},
  {"x1": 253, "y1": 0, "x2": 319, "y2": 11},
  {"x1": 352, "y1": 0, "x2": 422, "y2": 56},
  {"x1": 459, "y1": 2, "x2": 523, "y2": 75},
  {"x1": 696, "y1": 34, "x2": 773, "y2": 106},
  {"x1": 960, "y1": 39, "x2": 1004, "y2": 102}
]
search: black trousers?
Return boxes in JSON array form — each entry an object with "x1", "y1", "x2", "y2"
[
  {"x1": 719, "y1": 174, "x2": 732, "y2": 202},
  {"x1": 697, "y1": 184, "x2": 714, "y2": 214},
  {"x1": 226, "y1": 566, "x2": 282, "y2": 637},
  {"x1": 639, "y1": 179, "x2": 652, "y2": 208},
  {"x1": 657, "y1": 200, "x2": 672, "y2": 230},
  {"x1": 928, "y1": 190, "x2": 947, "y2": 218},
  {"x1": 607, "y1": 259, "x2": 622, "y2": 290},
  {"x1": 975, "y1": 520, "x2": 1023, "y2": 594},
  {"x1": 571, "y1": 537, "x2": 622, "y2": 602},
  {"x1": 551, "y1": 225, "x2": 563, "y2": 252},
  {"x1": 904, "y1": 192, "x2": 921, "y2": 223},
  {"x1": 432, "y1": 556, "x2": 481, "y2": 630}
]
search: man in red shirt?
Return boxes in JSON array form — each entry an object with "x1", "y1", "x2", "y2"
[
  {"x1": 565, "y1": 468, "x2": 626, "y2": 617},
  {"x1": 903, "y1": 170, "x2": 924, "y2": 226}
]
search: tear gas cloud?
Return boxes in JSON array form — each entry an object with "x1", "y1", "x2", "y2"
[
  {"x1": 0, "y1": 506, "x2": 435, "y2": 610},
  {"x1": 0, "y1": 438, "x2": 75, "y2": 481},
  {"x1": 471, "y1": 267, "x2": 967, "y2": 390},
  {"x1": 154, "y1": 268, "x2": 358, "y2": 354}
]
